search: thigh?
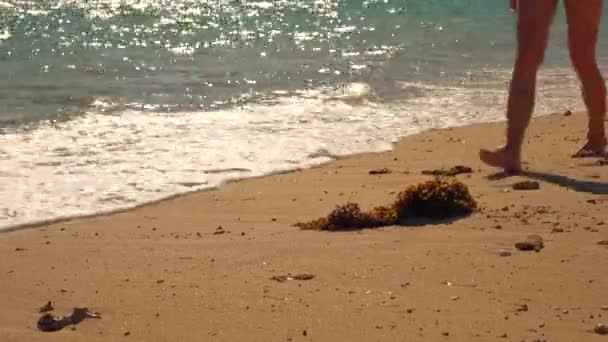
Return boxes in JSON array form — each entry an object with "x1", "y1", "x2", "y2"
[
  {"x1": 565, "y1": 0, "x2": 603, "y2": 48},
  {"x1": 516, "y1": 0, "x2": 558, "y2": 53}
]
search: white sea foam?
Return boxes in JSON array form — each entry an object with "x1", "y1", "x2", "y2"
[
  {"x1": 0, "y1": 30, "x2": 10, "y2": 41},
  {"x1": 0, "y1": 70, "x2": 585, "y2": 230}
]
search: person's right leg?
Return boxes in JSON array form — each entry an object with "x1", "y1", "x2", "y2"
[
  {"x1": 565, "y1": 0, "x2": 608, "y2": 157},
  {"x1": 480, "y1": 0, "x2": 558, "y2": 171}
]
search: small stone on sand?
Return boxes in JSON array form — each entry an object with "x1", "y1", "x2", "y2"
[
  {"x1": 270, "y1": 273, "x2": 315, "y2": 282},
  {"x1": 594, "y1": 323, "x2": 608, "y2": 335},
  {"x1": 515, "y1": 235, "x2": 544, "y2": 252},
  {"x1": 369, "y1": 168, "x2": 391, "y2": 175},
  {"x1": 512, "y1": 181, "x2": 540, "y2": 191}
]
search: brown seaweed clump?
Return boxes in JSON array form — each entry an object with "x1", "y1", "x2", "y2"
[
  {"x1": 392, "y1": 178, "x2": 477, "y2": 220},
  {"x1": 296, "y1": 202, "x2": 369, "y2": 231},
  {"x1": 367, "y1": 205, "x2": 399, "y2": 226},
  {"x1": 296, "y1": 178, "x2": 477, "y2": 231},
  {"x1": 421, "y1": 165, "x2": 473, "y2": 177}
]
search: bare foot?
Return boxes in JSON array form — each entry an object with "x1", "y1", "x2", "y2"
[
  {"x1": 572, "y1": 139, "x2": 608, "y2": 158},
  {"x1": 479, "y1": 147, "x2": 522, "y2": 173}
]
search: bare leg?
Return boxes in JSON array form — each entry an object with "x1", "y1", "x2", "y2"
[
  {"x1": 480, "y1": 0, "x2": 558, "y2": 172},
  {"x1": 565, "y1": 0, "x2": 608, "y2": 157}
]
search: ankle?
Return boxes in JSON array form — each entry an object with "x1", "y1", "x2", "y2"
[
  {"x1": 503, "y1": 144, "x2": 522, "y2": 161},
  {"x1": 587, "y1": 133, "x2": 607, "y2": 146}
]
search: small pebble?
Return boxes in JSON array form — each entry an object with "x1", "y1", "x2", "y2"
[
  {"x1": 512, "y1": 180, "x2": 540, "y2": 191},
  {"x1": 499, "y1": 249, "x2": 512, "y2": 257},
  {"x1": 594, "y1": 323, "x2": 608, "y2": 335}
]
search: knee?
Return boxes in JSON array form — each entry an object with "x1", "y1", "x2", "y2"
[
  {"x1": 515, "y1": 48, "x2": 545, "y2": 75},
  {"x1": 511, "y1": 49, "x2": 544, "y2": 95},
  {"x1": 569, "y1": 48, "x2": 597, "y2": 74}
]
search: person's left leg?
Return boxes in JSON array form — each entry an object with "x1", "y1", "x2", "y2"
[
  {"x1": 565, "y1": 0, "x2": 608, "y2": 157},
  {"x1": 480, "y1": 0, "x2": 558, "y2": 172}
]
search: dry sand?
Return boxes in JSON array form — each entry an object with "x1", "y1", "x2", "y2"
[{"x1": 1, "y1": 113, "x2": 607, "y2": 341}]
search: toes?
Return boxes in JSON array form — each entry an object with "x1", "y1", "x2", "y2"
[{"x1": 572, "y1": 144, "x2": 608, "y2": 158}]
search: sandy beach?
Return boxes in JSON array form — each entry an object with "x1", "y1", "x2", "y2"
[{"x1": 1, "y1": 113, "x2": 607, "y2": 341}]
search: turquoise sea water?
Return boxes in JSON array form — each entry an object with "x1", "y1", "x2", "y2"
[{"x1": 0, "y1": 0, "x2": 607, "y2": 228}]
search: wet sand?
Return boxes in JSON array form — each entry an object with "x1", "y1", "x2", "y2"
[{"x1": 1, "y1": 113, "x2": 607, "y2": 341}]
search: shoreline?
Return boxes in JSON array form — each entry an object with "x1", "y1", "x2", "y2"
[
  {"x1": 0, "y1": 160, "x2": 338, "y2": 234},
  {"x1": 0, "y1": 71, "x2": 586, "y2": 232},
  {"x1": 0, "y1": 167, "x2": 326, "y2": 234},
  {"x1": 0, "y1": 112, "x2": 538, "y2": 234},
  {"x1": 0, "y1": 118, "x2": 466, "y2": 234},
  {"x1": 1, "y1": 113, "x2": 606, "y2": 341}
]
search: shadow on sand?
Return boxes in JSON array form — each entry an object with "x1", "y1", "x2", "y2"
[
  {"x1": 524, "y1": 170, "x2": 608, "y2": 194},
  {"x1": 487, "y1": 170, "x2": 608, "y2": 195}
]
